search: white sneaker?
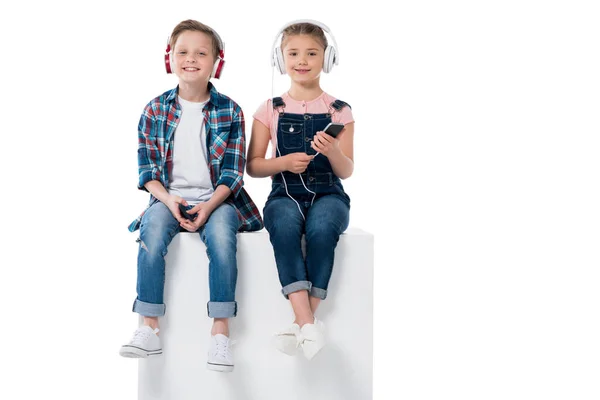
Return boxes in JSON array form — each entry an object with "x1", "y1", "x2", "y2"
[
  {"x1": 273, "y1": 323, "x2": 301, "y2": 356},
  {"x1": 207, "y1": 334, "x2": 234, "y2": 372},
  {"x1": 119, "y1": 326, "x2": 162, "y2": 358},
  {"x1": 300, "y1": 318, "x2": 325, "y2": 360}
]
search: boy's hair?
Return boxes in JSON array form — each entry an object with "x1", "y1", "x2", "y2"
[
  {"x1": 281, "y1": 23, "x2": 328, "y2": 51},
  {"x1": 170, "y1": 19, "x2": 221, "y2": 59}
]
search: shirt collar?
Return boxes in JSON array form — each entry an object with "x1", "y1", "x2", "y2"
[{"x1": 166, "y1": 82, "x2": 220, "y2": 109}]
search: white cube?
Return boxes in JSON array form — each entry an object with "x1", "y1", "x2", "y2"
[{"x1": 138, "y1": 227, "x2": 374, "y2": 400}]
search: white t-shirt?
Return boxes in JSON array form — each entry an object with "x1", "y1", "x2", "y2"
[{"x1": 168, "y1": 97, "x2": 214, "y2": 205}]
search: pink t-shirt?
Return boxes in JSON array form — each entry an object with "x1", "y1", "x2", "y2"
[{"x1": 253, "y1": 92, "x2": 354, "y2": 158}]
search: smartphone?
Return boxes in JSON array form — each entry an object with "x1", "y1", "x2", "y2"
[
  {"x1": 178, "y1": 203, "x2": 197, "y2": 221},
  {"x1": 323, "y1": 122, "x2": 345, "y2": 138}
]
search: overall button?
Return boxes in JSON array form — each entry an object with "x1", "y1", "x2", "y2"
[
  {"x1": 304, "y1": 114, "x2": 311, "y2": 120},
  {"x1": 308, "y1": 177, "x2": 315, "y2": 182},
  {"x1": 305, "y1": 137, "x2": 310, "y2": 142}
]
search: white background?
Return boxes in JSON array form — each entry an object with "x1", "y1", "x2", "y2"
[{"x1": 1, "y1": 0, "x2": 599, "y2": 399}]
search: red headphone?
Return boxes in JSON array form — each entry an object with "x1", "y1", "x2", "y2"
[{"x1": 164, "y1": 27, "x2": 225, "y2": 79}]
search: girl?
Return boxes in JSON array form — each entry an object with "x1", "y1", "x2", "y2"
[{"x1": 247, "y1": 20, "x2": 354, "y2": 360}]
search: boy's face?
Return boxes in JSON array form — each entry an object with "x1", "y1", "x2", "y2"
[
  {"x1": 282, "y1": 34, "x2": 325, "y2": 83},
  {"x1": 171, "y1": 30, "x2": 216, "y2": 85}
]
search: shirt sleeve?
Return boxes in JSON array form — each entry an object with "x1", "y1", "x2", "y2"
[
  {"x1": 333, "y1": 104, "x2": 355, "y2": 126},
  {"x1": 252, "y1": 99, "x2": 272, "y2": 130},
  {"x1": 216, "y1": 106, "x2": 246, "y2": 198},
  {"x1": 137, "y1": 104, "x2": 161, "y2": 191}
]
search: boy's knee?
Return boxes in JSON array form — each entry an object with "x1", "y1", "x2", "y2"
[
  {"x1": 205, "y1": 231, "x2": 236, "y2": 254},
  {"x1": 207, "y1": 204, "x2": 239, "y2": 232},
  {"x1": 139, "y1": 227, "x2": 173, "y2": 258},
  {"x1": 138, "y1": 238, "x2": 169, "y2": 259}
]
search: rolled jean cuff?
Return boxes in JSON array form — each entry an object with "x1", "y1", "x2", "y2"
[
  {"x1": 310, "y1": 287, "x2": 328, "y2": 300},
  {"x1": 281, "y1": 280, "x2": 312, "y2": 299},
  {"x1": 133, "y1": 299, "x2": 166, "y2": 317},
  {"x1": 207, "y1": 301, "x2": 237, "y2": 318}
]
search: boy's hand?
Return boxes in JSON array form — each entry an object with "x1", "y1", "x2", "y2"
[
  {"x1": 311, "y1": 131, "x2": 341, "y2": 157},
  {"x1": 285, "y1": 152, "x2": 314, "y2": 174},
  {"x1": 180, "y1": 202, "x2": 212, "y2": 232},
  {"x1": 165, "y1": 195, "x2": 188, "y2": 224}
]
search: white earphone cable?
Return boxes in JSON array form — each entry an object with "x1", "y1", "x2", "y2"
[{"x1": 276, "y1": 140, "x2": 306, "y2": 221}]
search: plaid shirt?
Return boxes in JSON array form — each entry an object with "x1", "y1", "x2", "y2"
[{"x1": 128, "y1": 83, "x2": 263, "y2": 232}]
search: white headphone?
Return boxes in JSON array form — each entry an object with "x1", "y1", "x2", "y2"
[
  {"x1": 165, "y1": 25, "x2": 226, "y2": 79},
  {"x1": 271, "y1": 19, "x2": 339, "y2": 75}
]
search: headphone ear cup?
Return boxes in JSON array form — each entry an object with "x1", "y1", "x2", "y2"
[
  {"x1": 274, "y1": 47, "x2": 286, "y2": 75},
  {"x1": 212, "y1": 58, "x2": 225, "y2": 79},
  {"x1": 323, "y1": 45, "x2": 335, "y2": 73},
  {"x1": 165, "y1": 44, "x2": 172, "y2": 74}
]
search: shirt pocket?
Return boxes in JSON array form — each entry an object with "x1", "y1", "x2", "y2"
[{"x1": 279, "y1": 121, "x2": 304, "y2": 150}]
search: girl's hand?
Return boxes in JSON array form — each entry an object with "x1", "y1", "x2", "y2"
[
  {"x1": 311, "y1": 131, "x2": 341, "y2": 157},
  {"x1": 284, "y1": 152, "x2": 314, "y2": 173}
]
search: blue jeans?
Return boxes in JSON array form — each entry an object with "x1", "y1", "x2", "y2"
[
  {"x1": 132, "y1": 201, "x2": 241, "y2": 318},
  {"x1": 263, "y1": 194, "x2": 349, "y2": 300}
]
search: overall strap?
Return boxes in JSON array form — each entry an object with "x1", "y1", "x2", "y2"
[
  {"x1": 272, "y1": 97, "x2": 286, "y2": 113},
  {"x1": 330, "y1": 99, "x2": 351, "y2": 112}
]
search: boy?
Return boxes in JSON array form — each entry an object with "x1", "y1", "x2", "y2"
[{"x1": 119, "y1": 20, "x2": 263, "y2": 372}]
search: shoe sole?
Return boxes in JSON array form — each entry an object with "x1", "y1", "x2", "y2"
[
  {"x1": 206, "y1": 362, "x2": 234, "y2": 372},
  {"x1": 273, "y1": 331, "x2": 300, "y2": 356},
  {"x1": 302, "y1": 344, "x2": 324, "y2": 360},
  {"x1": 273, "y1": 339, "x2": 299, "y2": 356},
  {"x1": 275, "y1": 347, "x2": 298, "y2": 356},
  {"x1": 119, "y1": 345, "x2": 162, "y2": 358}
]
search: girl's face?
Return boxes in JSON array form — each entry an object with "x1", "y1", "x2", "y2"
[
  {"x1": 282, "y1": 34, "x2": 325, "y2": 83},
  {"x1": 171, "y1": 30, "x2": 216, "y2": 86}
]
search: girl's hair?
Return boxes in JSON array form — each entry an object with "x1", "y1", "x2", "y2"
[
  {"x1": 170, "y1": 19, "x2": 221, "y2": 59},
  {"x1": 281, "y1": 23, "x2": 328, "y2": 51}
]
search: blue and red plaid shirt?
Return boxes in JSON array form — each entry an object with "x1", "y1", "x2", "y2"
[{"x1": 128, "y1": 83, "x2": 263, "y2": 232}]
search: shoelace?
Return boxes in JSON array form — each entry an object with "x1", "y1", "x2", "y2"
[
  {"x1": 295, "y1": 332, "x2": 306, "y2": 348},
  {"x1": 213, "y1": 338, "x2": 236, "y2": 358},
  {"x1": 131, "y1": 327, "x2": 159, "y2": 345},
  {"x1": 296, "y1": 324, "x2": 323, "y2": 348}
]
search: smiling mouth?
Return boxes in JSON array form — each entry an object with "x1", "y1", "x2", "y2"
[
  {"x1": 295, "y1": 69, "x2": 310, "y2": 72},
  {"x1": 183, "y1": 67, "x2": 199, "y2": 71}
]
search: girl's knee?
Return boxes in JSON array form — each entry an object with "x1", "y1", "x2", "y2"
[{"x1": 265, "y1": 205, "x2": 304, "y2": 234}]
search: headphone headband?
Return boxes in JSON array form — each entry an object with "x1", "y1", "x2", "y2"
[
  {"x1": 207, "y1": 25, "x2": 225, "y2": 54},
  {"x1": 270, "y1": 19, "x2": 339, "y2": 69}
]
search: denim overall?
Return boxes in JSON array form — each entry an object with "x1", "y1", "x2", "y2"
[
  {"x1": 268, "y1": 97, "x2": 351, "y2": 205},
  {"x1": 263, "y1": 96, "x2": 351, "y2": 301}
]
